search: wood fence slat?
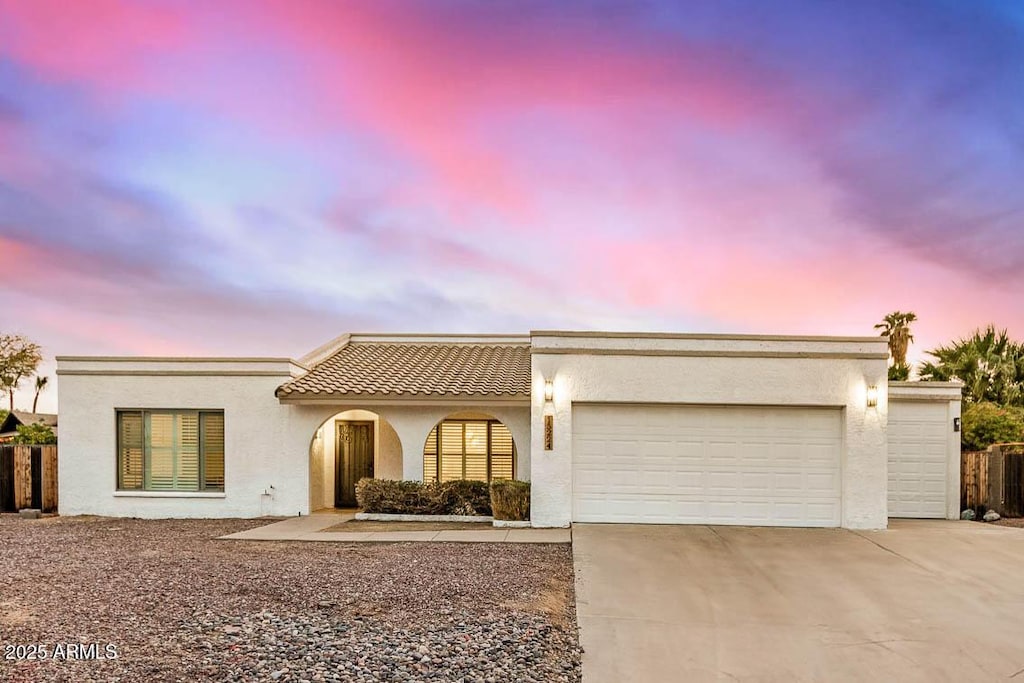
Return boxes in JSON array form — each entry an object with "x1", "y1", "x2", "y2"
[
  {"x1": 0, "y1": 447, "x2": 13, "y2": 512},
  {"x1": 13, "y1": 445, "x2": 32, "y2": 510},
  {"x1": 961, "y1": 451, "x2": 989, "y2": 512},
  {"x1": 42, "y1": 445, "x2": 58, "y2": 512}
]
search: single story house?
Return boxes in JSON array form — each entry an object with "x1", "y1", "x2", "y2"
[
  {"x1": 56, "y1": 331, "x2": 962, "y2": 529},
  {"x1": 0, "y1": 411, "x2": 58, "y2": 443}
]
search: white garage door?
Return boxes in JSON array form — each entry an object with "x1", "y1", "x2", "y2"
[
  {"x1": 572, "y1": 404, "x2": 843, "y2": 527},
  {"x1": 888, "y1": 401, "x2": 950, "y2": 518}
]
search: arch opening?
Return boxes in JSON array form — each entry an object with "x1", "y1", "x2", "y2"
[
  {"x1": 422, "y1": 411, "x2": 518, "y2": 484},
  {"x1": 309, "y1": 409, "x2": 403, "y2": 510}
]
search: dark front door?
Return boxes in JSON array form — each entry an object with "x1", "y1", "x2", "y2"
[{"x1": 335, "y1": 421, "x2": 374, "y2": 507}]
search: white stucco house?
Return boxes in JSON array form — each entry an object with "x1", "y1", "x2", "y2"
[{"x1": 56, "y1": 331, "x2": 962, "y2": 529}]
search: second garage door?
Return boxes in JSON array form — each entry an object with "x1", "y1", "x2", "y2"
[
  {"x1": 572, "y1": 404, "x2": 843, "y2": 527},
  {"x1": 888, "y1": 400, "x2": 950, "y2": 518}
]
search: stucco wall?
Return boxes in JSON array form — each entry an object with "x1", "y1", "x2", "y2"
[
  {"x1": 56, "y1": 358, "x2": 305, "y2": 518},
  {"x1": 529, "y1": 333, "x2": 890, "y2": 529}
]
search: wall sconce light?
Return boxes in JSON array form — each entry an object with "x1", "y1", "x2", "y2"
[
  {"x1": 544, "y1": 379, "x2": 554, "y2": 403},
  {"x1": 866, "y1": 385, "x2": 879, "y2": 408}
]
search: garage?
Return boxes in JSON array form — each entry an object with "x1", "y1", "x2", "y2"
[
  {"x1": 888, "y1": 399, "x2": 952, "y2": 518},
  {"x1": 572, "y1": 404, "x2": 843, "y2": 527}
]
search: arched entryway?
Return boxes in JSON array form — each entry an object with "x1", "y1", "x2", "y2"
[
  {"x1": 421, "y1": 411, "x2": 517, "y2": 483},
  {"x1": 309, "y1": 409, "x2": 403, "y2": 510}
]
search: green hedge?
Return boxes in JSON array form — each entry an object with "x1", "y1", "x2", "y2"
[
  {"x1": 355, "y1": 478, "x2": 492, "y2": 516},
  {"x1": 962, "y1": 402, "x2": 1024, "y2": 452},
  {"x1": 489, "y1": 479, "x2": 530, "y2": 521}
]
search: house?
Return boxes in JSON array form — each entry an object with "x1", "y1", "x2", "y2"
[
  {"x1": 0, "y1": 411, "x2": 58, "y2": 443},
  {"x1": 55, "y1": 331, "x2": 962, "y2": 528}
]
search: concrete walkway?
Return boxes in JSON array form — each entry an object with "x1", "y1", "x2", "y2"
[
  {"x1": 573, "y1": 520, "x2": 1024, "y2": 682},
  {"x1": 219, "y1": 512, "x2": 570, "y2": 543}
]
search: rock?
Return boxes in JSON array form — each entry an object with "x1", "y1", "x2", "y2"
[
  {"x1": 984, "y1": 510, "x2": 1001, "y2": 522},
  {"x1": 961, "y1": 509, "x2": 977, "y2": 520},
  {"x1": 18, "y1": 508, "x2": 41, "y2": 519},
  {"x1": 222, "y1": 625, "x2": 242, "y2": 635}
]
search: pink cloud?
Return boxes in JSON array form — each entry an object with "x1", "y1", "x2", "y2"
[{"x1": 0, "y1": 0, "x2": 188, "y2": 90}]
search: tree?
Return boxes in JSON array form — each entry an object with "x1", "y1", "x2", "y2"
[
  {"x1": 919, "y1": 326, "x2": 1024, "y2": 406},
  {"x1": 961, "y1": 402, "x2": 1024, "y2": 451},
  {"x1": 12, "y1": 422, "x2": 57, "y2": 445},
  {"x1": 874, "y1": 311, "x2": 917, "y2": 381},
  {"x1": 0, "y1": 335, "x2": 43, "y2": 411},
  {"x1": 32, "y1": 376, "x2": 49, "y2": 413}
]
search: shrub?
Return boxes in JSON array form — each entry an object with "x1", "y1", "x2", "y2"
[
  {"x1": 355, "y1": 478, "x2": 492, "y2": 516},
  {"x1": 490, "y1": 479, "x2": 530, "y2": 521},
  {"x1": 12, "y1": 423, "x2": 57, "y2": 445},
  {"x1": 962, "y1": 402, "x2": 1024, "y2": 451},
  {"x1": 355, "y1": 479, "x2": 437, "y2": 514},
  {"x1": 442, "y1": 479, "x2": 492, "y2": 515}
]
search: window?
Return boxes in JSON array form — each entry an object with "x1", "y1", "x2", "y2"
[
  {"x1": 117, "y1": 410, "x2": 225, "y2": 492},
  {"x1": 423, "y1": 420, "x2": 515, "y2": 483}
]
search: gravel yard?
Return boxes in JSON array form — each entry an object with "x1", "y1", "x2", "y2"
[{"x1": 0, "y1": 515, "x2": 581, "y2": 682}]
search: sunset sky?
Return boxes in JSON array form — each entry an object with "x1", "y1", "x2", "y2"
[{"x1": 1, "y1": 1, "x2": 1022, "y2": 412}]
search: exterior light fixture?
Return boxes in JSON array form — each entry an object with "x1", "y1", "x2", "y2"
[
  {"x1": 866, "y1": 385, "x2": 879, "y2": 408},
  {"x1": 544, "y1": 379, "x2": 554, "y2": 403}
]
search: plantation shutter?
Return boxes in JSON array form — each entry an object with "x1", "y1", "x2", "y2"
[
  {"x1": 118, "y1": 412, "x2": 144, "y2": 490},
  {"x1": 489, "y1": 423, "x2": 515, "y2": 480},
  {"x1": 201, "y1": 412, "x2": 225, "y2": 491},
  {"x1": 464, "y1": 422, "x2": 488, "y2": 480},
  {"x1": 178, "y1": 413, "x2": 200, "y2": 490},
  {"x1": 146, "y1": 413, "x2": 175, "y2": 490},
  {"x1": 145, "y1": 412, "x2": 200, "y2": 491},
  {"x1": 440, "y1": 422, "x2": 464, "y2": 482},
  {"x1": 423, "y1": 426, "x2": 438, "y2": 483}
]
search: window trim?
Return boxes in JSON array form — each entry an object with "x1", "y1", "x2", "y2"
[{"x1": 115, "y1": 408, "x2": 226, "y2": 493}]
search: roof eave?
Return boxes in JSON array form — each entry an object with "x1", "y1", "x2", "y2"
[{"x1": 277, "y1": 393, "x2": 530, "y2": 406}]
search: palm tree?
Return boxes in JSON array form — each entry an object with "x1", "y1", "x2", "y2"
[
  {"x1": 919, "y1": 326, "x2": 1024, "y2": 405},
  {"x1": 875, "y1": 311, "x2": 917, "y2": 379},
  {"x1": 32, "y1": 376, "x2": 48, "y2": 413}
]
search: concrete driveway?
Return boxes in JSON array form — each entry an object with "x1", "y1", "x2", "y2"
[{"x1": 573, "y1": 520, "x2": 1024, "y2": 682}]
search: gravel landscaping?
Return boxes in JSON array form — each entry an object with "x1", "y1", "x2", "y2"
[{"x1": 0, "y1": 514, "x2": 581, "y2": 682}]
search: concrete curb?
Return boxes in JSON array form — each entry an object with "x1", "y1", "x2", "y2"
[
  {"x1": 493, "y1": 519, "x2": 531, "y2": 528},
  {"x1": 354, "y1": 512, "x2": 493, "y2": 523}
]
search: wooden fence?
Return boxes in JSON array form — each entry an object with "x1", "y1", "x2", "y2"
[
  {"x1": 0, "y1": 444, "x2": 58, "y2": 513},
  {"x1": 962, "y1": 450, "x2": 989, "y2": 511},
  {"x1": 962, "y1": 443, "x2": 1024, "y2": 516}
]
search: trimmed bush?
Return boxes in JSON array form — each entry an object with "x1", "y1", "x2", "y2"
[
  {"x1": 355, "y1": 478, "x2": 493, "y2": 516},
  {"x1": 490, "y1": 479, "x2": 530, "y2": 521},
  {"x1": 443, "y1": 479, "x2": 492, "y2": 516},
  {"x1": 355, "y1": 479, "x2": 434, "y2": 514}
]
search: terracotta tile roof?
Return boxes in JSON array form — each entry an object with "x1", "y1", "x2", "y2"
[{"x1": 276, "y1": 342, "x2": 531, "y2": 399}]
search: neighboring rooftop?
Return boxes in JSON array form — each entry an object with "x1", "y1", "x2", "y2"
[
  {"x1": 277, "y1": 335, "x2": 531, "y2": 400},
  {"x1": 0, "y1": 411, "x2": 58, "y2": 439}
]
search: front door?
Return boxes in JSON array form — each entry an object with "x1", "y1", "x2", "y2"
[{"x1": 335, "y1": 421, "x2": 374, "y2": 508}]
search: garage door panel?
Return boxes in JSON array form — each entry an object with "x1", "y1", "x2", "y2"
[
  {"x1": 888, "y1": 400, "x2": 950, "y2": 519},
  {"x1": 572, "y1": 404, "x2": 843, "y2": 527}
]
